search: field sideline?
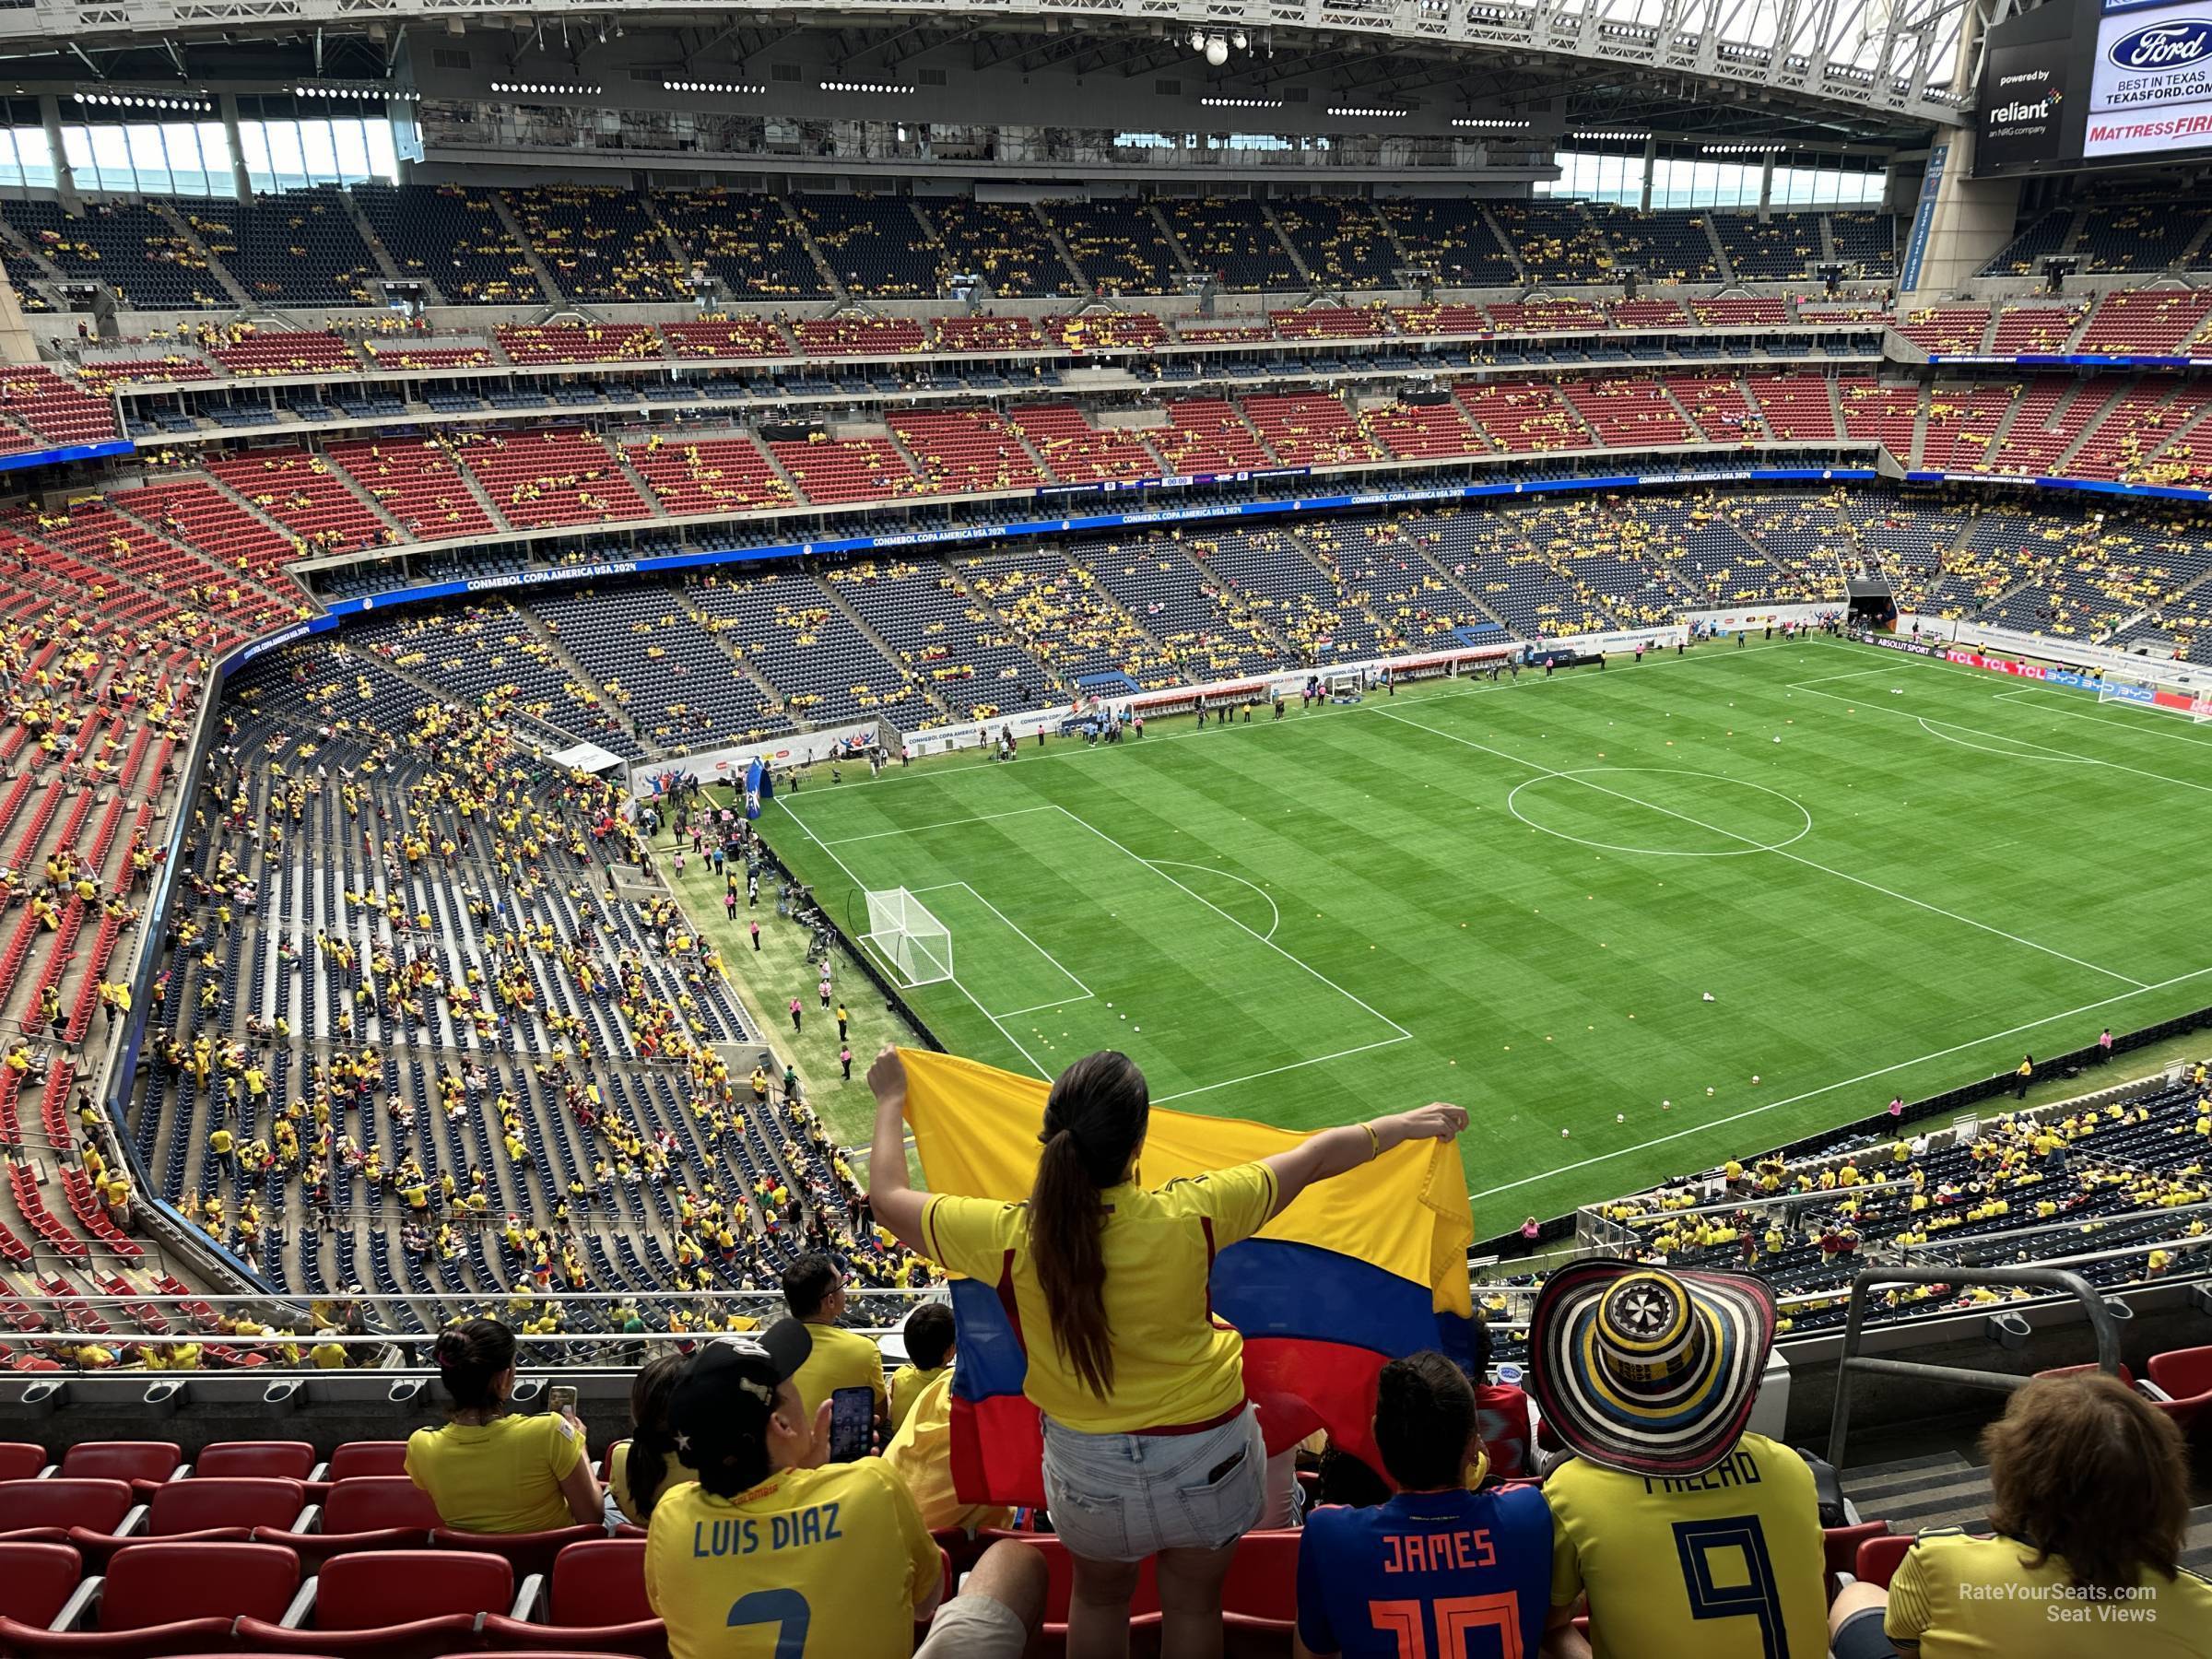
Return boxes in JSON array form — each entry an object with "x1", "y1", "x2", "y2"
[{"x1": 754, "y1": 636, "x2": 2212, "y2": 1223}]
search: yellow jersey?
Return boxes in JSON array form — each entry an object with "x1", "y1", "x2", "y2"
[
  {"x1": 788, "y1": 1322, "x2": 888, "y2": 1419},
  {"x1": 405, "y1": 1413, "x2": 582, "y2": 1535},
  {"x1": 1547, "y1": 1432, "x2": 1827, "y2": 1659},
  {"x1": 643, "y1": 1458, "x2": 939, "y2": 1659},
  {"x1": 882, "y1": 1370, "x2": 1013, "y2": 1535},
  {"x1": 607, "y1": 1438, "x2": 688, "y2": 1526},
  {"x1": 1886, "y1": 1530, "x2": 2212, "y2": 1658},
  {"x1": 923, "y1": 1161, "x2": 1277, "y2": 1432},
  {"x1": 887, "y1": 1361, "x2": 947, "y2": 1434}
]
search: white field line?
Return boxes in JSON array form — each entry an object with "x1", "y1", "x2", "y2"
[
  {"x1": 799, "y1": 801, "x2": 1406, "y2": 1095},
  {"x1": 1050, "y1": 803, "x2": 1413, "y2": 1041},
  {"x1": 1795, "y1": 639, "x2": 2212, "y2": 792},
  {"x1": 779, "y1": 800, "x2": 1053, "y2": 1077},
  {"x1": 785, "y1": 637, "x2": 1800, "y2": 799},
  {"x1": 1469, "y1": 960, "x2": 2212, "y2": 1200},
  {"x1": 1371, "y1": 707, "x2": 2152, "y2": 991},
  {"x1": 1144, "y1": 858, "x2": 1282, "y2": 941},
  {"x1": 1152, "y1": 1035, "x2": 1414, "y2": 1105},
  {"x1": 1992, "y1": 683, "x2": 2212, "y2": 749},
  {"x1": 819, "y1": 805, "x2": 1058, "y2": 844}
]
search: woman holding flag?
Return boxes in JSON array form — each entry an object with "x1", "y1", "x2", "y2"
[{"x1": 863, "y1": 1044, "x2": 1466, "y2": 1659}]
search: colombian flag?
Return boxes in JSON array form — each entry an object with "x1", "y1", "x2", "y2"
[{"x1": 899, "y1": 1049, "x2": 1477, "y2": 1508}]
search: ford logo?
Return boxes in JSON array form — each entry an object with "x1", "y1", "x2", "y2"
[{"x1": 2110, "y1": 18, "x2": 2212, "y2": 70}]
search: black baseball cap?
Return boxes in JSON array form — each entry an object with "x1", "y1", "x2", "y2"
[{"x1": 669, "y1": 1320, "x2": 813, "y2": 1477}]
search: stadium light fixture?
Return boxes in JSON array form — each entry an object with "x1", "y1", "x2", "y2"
[
  {"x1": 1452, "y1": 116, "x2": 1531, "y2": 130},
  {"x1": 664, "y1": 79, "x2": 766, "y2": 95},
  {"x1": 490, "y1": 80, "x2": 603, "y2": 96},
  {"x1": 1201, "y1": 95, "x2": 1284, "y2": 109},
  {"x1": 820, "y1": 80, "x2": 915, "y2": 95},
  {"x1": 1205, "y1": 36, "x2": 1230, "y2": 66},
  {"x1": 1329, "y1": 105, "x2": 1407, "y2": 119}
]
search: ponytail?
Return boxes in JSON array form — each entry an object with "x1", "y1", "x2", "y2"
[
  {"x1": 623, "y1": 1351, "x2": 688, "y2": 1522},
  {"x1": 434, "y1": 1317, "x2": 515, "y2": 1415},
  {"x1": 1029, "y1": 1052, "x2": 1149, "y2": 1401}
]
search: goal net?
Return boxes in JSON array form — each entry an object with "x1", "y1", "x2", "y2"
[
  {"x1": 2095, "y1": 665, "x2": 2212, "y2": 723},
  {"x1": 863, "y1": 888, "x2": 954, "y2": 987}
]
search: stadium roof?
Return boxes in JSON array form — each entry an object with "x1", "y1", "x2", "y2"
[{"x1": 0, "y1": 0, "x2": 1979, "y2": 141}]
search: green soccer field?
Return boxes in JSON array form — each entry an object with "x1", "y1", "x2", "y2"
[{"x1": 756, "y1": 636, "x2": 2212, "y2": 1226}]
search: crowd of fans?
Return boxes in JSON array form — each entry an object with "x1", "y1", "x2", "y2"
[{"x1": 350, "y1": 1044, "x2": 2210, "y2": 1658}]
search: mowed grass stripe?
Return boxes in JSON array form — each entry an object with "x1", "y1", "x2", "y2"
[{"x1": 763, "y1": 640, "x2": 2212, "y2": 1224}]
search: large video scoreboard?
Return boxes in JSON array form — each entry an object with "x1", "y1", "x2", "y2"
[{"x1": 1976, "y1": 0, "x2": 2212, "y2": 174}]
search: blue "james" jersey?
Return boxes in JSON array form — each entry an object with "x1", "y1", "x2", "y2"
[{"x1": 1295, "y1": 1483, "x2": 1553, "y2": 1659}]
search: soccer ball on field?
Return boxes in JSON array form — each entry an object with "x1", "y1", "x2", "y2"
[
  {"x1": 1561, "y1": 1128, "x2": 1571, "y2": 1137},
  {"x1": 1616, "y1": 1113, "x2": 1626, "y2": 1124}
]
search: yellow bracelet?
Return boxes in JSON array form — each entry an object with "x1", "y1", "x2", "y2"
[{"x1": 1362, "y1": 1123, "x2": 1381, "y2": 1159}]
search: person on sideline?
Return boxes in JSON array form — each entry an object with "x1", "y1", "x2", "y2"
[
  {"x1": 1533, "y1": 1260, "x2": 1827, "y2": 1659},
  {"x1": 861, "y1": 1043, "x2": 1468, "y2": 1659},
  {"x1": 406, "y1": 1318, "x2": 602, "y2": 1533},
  {"x1": 1294, "y1": 1351, "x2": 1559, "y2": 1659},
  {"x1": 1828, "y1": 1373, "x2": 2212, "y2": 1659},
  {"x1": 782, "y1": 1252, "x2": 888, "y2": 1438},
  {"x1": 642, "y1": 1324, "x2": 1040, "y2": 1659},
  {"x1": 606, "y1": 1349, "x2": 688, "y2": 1525},
  {"x1": 888, "y1": 1300, "x2": 955, "y2": 1434}
]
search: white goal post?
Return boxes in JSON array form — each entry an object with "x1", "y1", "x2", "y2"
[
  {"x1": 863, "y1": 888, "x2": 954, "y2": 987},
  {"x1": 2095, "y1": 665, "x2": 2212, "y2": 724}
]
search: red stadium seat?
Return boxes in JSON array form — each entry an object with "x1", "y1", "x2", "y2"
[
  {"x1": 1220, "y1": 1531, "x2": 1299, "y2": 1630},
  {"x1": 480, "y1": 1538, "x2": 666, "y2": 1656},
  {"x1": 1855, "y1": 1534, "x2": 1913, "y2": 1589},
  {"x1": 1824, "y1": 1521, "x2": 1890, "y2": 1575},
  {"x1": 431, "y1": 1524, "x2": 602, "y2": 1583},
  {"x1": 988, "y1": 1532, "x2": 1160, "y2": 1630},
  {"x1": 71, "y1": 1477, "x2": 309, "y2": 1567},
  {"x1": 194, "y1": 1441, "x2": 316, "y2": 1481},
  {"x1": 0, "y1": 1442, "x2": 48, "y2": 1481},
  {"x1": 55, "y1": 1444, "x2": 179, "y2": 1497},
  {"x1": 2147, "y1": 1345, "x2": 2212, "y2": 1431},
  {"x1": 323, "y1": 1441, "x2": 409, "y2": 1482},
  {"x1": 235, "y1": 1548, "x2": 515, "y2": 1659},
  {"x1": 1127, "y1": 1530, "x2": 1297, "y2": 1645},
  {"x1": 253, "y1": 1476, "x2": 439, "y2": 1567},
  {"x1": 0, "y1": 1539, "x2": 82, "y2": 1626},
  {"x1": 2031, "y1": 1361, "x2": 2136, "y2": 1387},
  {"x1": 0, "y1": 1540, "x2": 300, "y2": 1659},
  {"x1": 0, "y1": 1479, "x2": 138, "y2": 1546}
]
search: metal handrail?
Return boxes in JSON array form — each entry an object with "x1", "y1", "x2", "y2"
[{"x1": 1826, "y1": 1265, "x2": 2122, "y2": 1470}]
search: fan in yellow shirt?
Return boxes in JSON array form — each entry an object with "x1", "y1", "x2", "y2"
[
  {"x1": 1828, "y1": 1373, "x2": 2212, "y2": 1659},
  {"x1": 607, "y1": 1351, "x2": 689, "y2": 1526},
  {"x1": 888, "y1": 1301, "x2": 955, "y2": 1435},
  {"x1": 782, "y1": 1253, "x2": 887, "y2": 1434},
  {"x1": 406, "y1": 1317, "x2": 601, "y2": 1534},
  {"x1": 643, "y1": 1322, "x2": 942, "y2": 1659},
  {"x1": 1533, "y1": 1262, "x2": 1828, "y2": 1659},
  {"x1": 883, "y1": 1365, "x2": 1014, "y2": 1535}
]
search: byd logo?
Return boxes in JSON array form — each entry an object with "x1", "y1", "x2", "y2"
[{"x1": 2110, "y1": 19, "x2": 2212, "y2": 71}]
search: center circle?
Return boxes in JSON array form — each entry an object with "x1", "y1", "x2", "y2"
[{"x1": 1505, "y1": 768, "x2": 1814, "y2": 858}]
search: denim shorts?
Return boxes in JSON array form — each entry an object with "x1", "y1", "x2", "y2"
[{"x1": 1041, "y1": 1403, "x2": 1266, "y2": 1561}]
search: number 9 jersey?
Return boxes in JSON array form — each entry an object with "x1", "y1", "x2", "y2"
[{"x1": 1545, "y1": 1431, "x2": 1829, "y2": 1659}]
